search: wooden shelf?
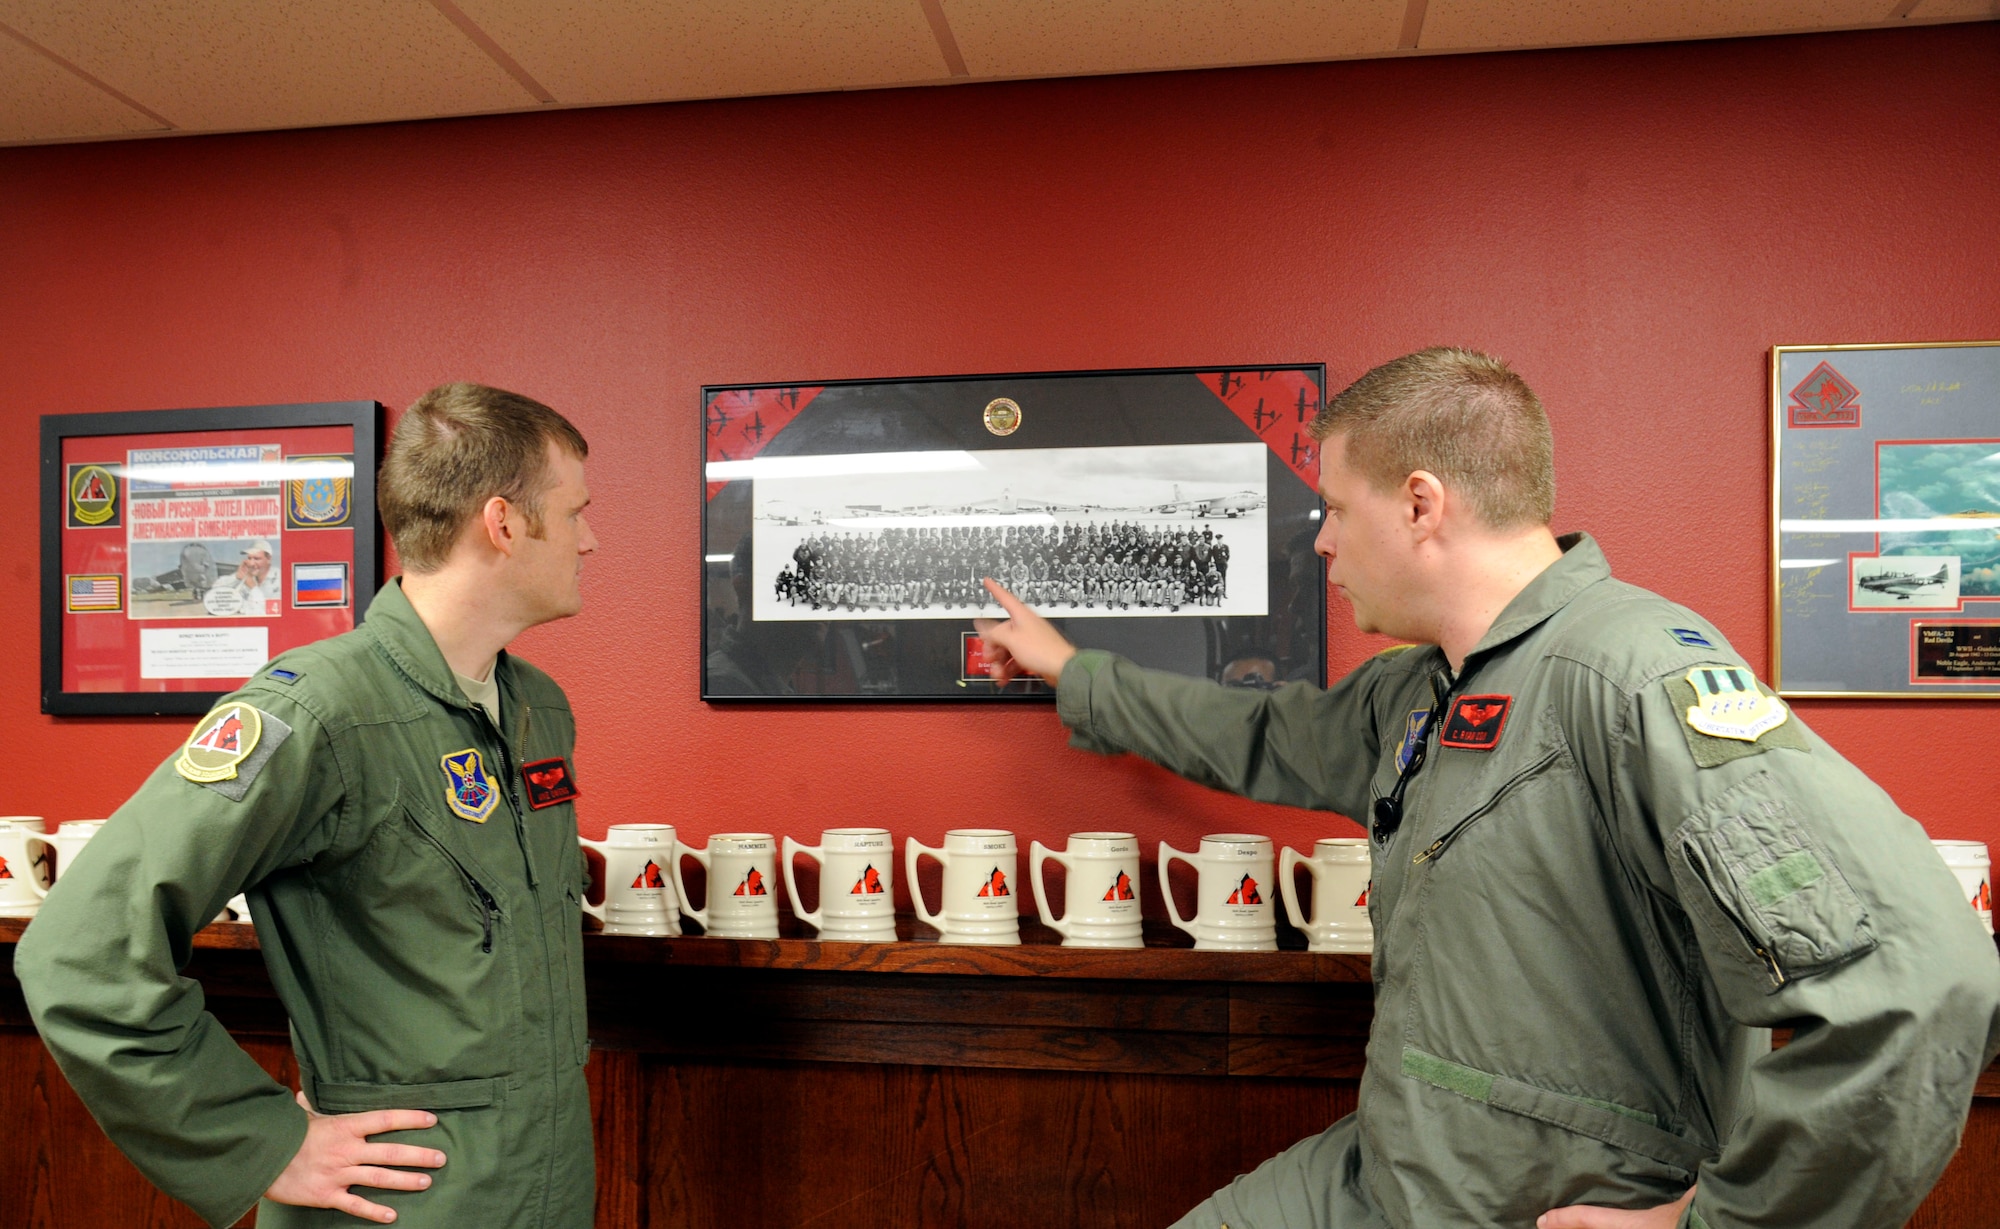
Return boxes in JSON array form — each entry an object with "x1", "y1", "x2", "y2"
[{"x1": 0, "y1": 913, "x2": 1372, "y2": 981}]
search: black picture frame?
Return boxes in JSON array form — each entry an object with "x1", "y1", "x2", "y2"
[
  {"x1": 701, "y1": 365, "x2": 1328, "y2": 701},
  {"x1": 41, "y1": 400, "x2": 384, "y2": 716}
]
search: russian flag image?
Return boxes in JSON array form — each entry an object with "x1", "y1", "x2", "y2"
[{"x1": 292, "y1": 562, "x2": 349, "y2": 608}]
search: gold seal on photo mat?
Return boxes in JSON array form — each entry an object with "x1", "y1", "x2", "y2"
[{"x1": 983, "y1": 397, "x2": 1022, "y2": 436}]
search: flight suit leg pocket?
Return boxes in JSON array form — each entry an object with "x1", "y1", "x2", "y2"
[{"x1": 1669, "y1": 772, "x2": 1877, "y2": 994}]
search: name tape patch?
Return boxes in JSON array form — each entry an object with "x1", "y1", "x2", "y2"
[
  {"x1": 521, "y1": 757, "x2": 580, "y2": 810},
  {"x1": 1439, "y1": 695, "x2": 1512, "y2": 751}
]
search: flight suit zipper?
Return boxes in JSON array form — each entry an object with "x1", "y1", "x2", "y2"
[
  {"x1": 410, "y1": 820, "x2": 503, "y2": 954},
  {"x1": 1685, "y1": 846, "x2": 1789, "y2": 988},
  {"x1": 1410, "y1": 745, "x2": 1564, "y2": 866}
]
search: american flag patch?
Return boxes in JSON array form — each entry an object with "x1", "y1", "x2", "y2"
[
  {"x1": 66, "y1": 573, "x2": 122, "y2": 612},
  {"x1": 291, "y1": 562, "x2": 349, "y2": 608}
]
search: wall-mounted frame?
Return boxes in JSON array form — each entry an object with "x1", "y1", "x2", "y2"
[
  {"x1": 42, "y1": 401, "x2": 383, "y2": 716},
  {"x1": 1771, "y1": 341, "x2": 2000, "y2": 697},
  {"x1": 702, "y1": 366, "x2": 1328, "y2": 700}
]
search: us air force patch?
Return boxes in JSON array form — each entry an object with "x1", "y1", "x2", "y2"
[
  {"x1": 1683, "y1": 666, "x2": 1787, "y2": 742},
  {"x1": 442, "y1": 748, "x2": 498, "y2": 822},
  {"x1": 176, "y1": 703, "x2": 292, "y2": 800},
  {"x1": 1395, "y1": 709, "x2": 1431, "y2": 772}
]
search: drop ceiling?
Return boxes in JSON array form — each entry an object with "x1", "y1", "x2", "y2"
[{"x1": 1, "y1": 0, "x2": 1992, "y2": 146}]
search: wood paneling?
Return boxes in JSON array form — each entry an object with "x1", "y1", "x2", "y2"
[{"x1": 3, "y1": 921, "x2": 1999, "y2": 1227}]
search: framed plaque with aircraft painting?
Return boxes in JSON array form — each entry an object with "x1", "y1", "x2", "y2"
[
  {"x1": 41, "y1": 400, "x2": 383, "y2": 716},
  {"x1": 1771, "y1": 341, "x2": 2000, "y2": 697},
  {"x1": 701, "y1": 365, "x2": 1329, "y2": 701}
]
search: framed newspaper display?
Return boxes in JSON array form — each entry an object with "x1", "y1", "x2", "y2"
[
  {"x1": 1772, "y1": 341, "x2": 2000, "y2": 698},
  {"x1": 41, "y1": 400, "x2": 383, "y2": 716},
  {"x1": 702, "y1": 365, "x2": 1329, "y2": 701}
]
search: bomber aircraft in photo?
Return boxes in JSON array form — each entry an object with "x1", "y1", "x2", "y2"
[{"x1": 1857, "y1": 562, "x2": 1952, "y2": 600}]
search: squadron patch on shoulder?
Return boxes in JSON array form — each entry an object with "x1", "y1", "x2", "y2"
[
  {"x1": 441, "y1": 748, "x2": 498, "y2": 823},
  {"x1": 176, "y1": 703, "x2": 264, "y2": 783},
  {"x1": 1682, "y1": 666, "x2": 1787, "y2": 742},
  {"x1": 520, "y1": 757, "x2": 580, "y2": 810},
  {"x1": 175, "y1": 702, "x2": 292, "y2": 800},
  {"x1": 1667, "y1": 666, "x2": 1810, "y2": 768}
]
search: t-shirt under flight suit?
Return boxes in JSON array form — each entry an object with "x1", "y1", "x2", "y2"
[
  {"x1": 16, "y1": 579, "x2": 595, "y2": 1228},
  {"x1": 1055, "y1": 534, "x2": 2000, "y2": 1229}
]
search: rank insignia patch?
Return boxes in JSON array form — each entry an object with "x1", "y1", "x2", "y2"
[
  {"x1": 442, "y1": 748, "x2": 498, "y2": 822},
  {"x1": 176, "y1": 703, "x2": 265, "y2": 783},
  {"x1": 520, "y1": 757, "x2": 580, "y2": 810},
  {"x1": 1669, "y1": 628, "x2": 1714, "y2": 649},
  {"x1": 1395, "y1": 708, "x2": 1432, "y2": 772},
  {"x1": 1682, "y1": 666, "x2": 1789, "y2": 743},
  {"x1": 1440, "y1": 695, "x2": 1512, "y2": 750}
]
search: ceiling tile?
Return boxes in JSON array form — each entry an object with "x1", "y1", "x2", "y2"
[
  {"x1": 0, "y1": 0, "x2": 538, "y2": 133},
  {"x1": 451, "y1": 0, "x2": 950, "y2": 105},
  {"x1": 1420, "y1": 0, "x2": 1901, "y2": 50},
  {"x1": 943, "y1": 0, "x2": 1407, "y2": 78},
  {"x1": 0, "y1": 32, "x2": 165, "y2": 143},
  {"x1": 1909, "y1": 0, "x2": 1999, "y2": 16}
]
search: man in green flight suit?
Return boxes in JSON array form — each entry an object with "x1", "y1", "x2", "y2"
[
  {"x1": 19, "y1": 383, "x2": 600, "y2": 1227},
  {"x1": 975, "y1": 348, "x2": 2000, "y2": 1229}
]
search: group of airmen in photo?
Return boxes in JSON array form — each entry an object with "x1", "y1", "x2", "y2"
[{"x1": 773, "y1": 520, "x2": 1235, "y2": 613}]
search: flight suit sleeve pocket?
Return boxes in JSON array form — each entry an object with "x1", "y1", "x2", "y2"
[
  {"x1": 311, "y1": 1077, "x2": 500, "y2": 1113},
  {"x1": 1669, "y1": 773, "x2": 1877, "y2": 994}
]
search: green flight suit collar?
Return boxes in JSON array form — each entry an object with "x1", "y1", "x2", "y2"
[
  {"x1": 1462, "y1": 531, "x2": 1610, "y2": 667},
  {"x1": 362, "y1": 577, "x2": 509, "y2": 715}
]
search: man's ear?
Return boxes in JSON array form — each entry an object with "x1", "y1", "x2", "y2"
[
  {"x1": 479, "y1": 496, "x2": 517, "y2": 556},
  {"x1": 1407, "y1": 470, "x2": 1446, "y2": 541}
]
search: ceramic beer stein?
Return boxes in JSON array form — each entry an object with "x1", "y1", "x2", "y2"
[
  {"x1": 1280, "y1": 837, "x2": 1374, "y2": 953},
  {"x1": 674, "y1": 832, "x2": 780, "y2": 939},
  {"x1": 783, "y1": 827, "x2": 895, "y2": 942},
  {"x1": 1029, "y1": 831, "x2": 1143, "y2": 948},
  {"x1": 0, "y1": 823, "x2": 55, "y2": 918},
  {"x1": 579, "y1": 824, "x2": 682, "y2": 936},
  {"x1": 906, "y1": 829, "x2": 1020, "y2": 945},
  {"x1": 1158, "y1": 833, "x2": 1277, "y2": 951}
]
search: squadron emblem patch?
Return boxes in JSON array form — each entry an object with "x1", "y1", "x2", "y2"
[
  {"x1": 442, "y1": 748, "x2": 498, "y2": 823},
  {"x1": 1682, "y1": 666, "x2": 1789, "y2": 742},
  {"x1": 66, "y1": 463, "x2": 120, "y2": 528},
  {"x1": 175, "y1": 703, "x2": 264, "y2": 783}
]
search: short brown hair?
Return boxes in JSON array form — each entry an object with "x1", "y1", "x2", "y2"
[
  {"x1": 379, "y1": 383, "x2": 589, "y2": 572},
  {"x1": 1308, "y1": 347, "x2": 1554, "y2": 528}
]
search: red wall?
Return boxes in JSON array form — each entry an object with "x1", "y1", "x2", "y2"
[{"x1": 4, "y1": 25, "x2": 1997, "y2": 915}]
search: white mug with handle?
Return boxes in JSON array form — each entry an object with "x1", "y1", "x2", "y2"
[
  {"x1": 578, "y1": 823, "x2": 682, "y2": 937},
  {"x1": 1158, "y1": 833, "x2": 1277, "y2": 950},
  {"x1": 906, "y1": 829, "x2": 1020, "y2": 945},
  {"x1": 0, "y1": 823, "x2": 55, "y2": 918},
  {"x1": 783, "y1": 827, "x2": 896, "y2": 942},
  {"x1": 674, "y1": 832, "x2": 780, "y2": 939},
  {"x1": 1029, "y1": 831, "x2": 1142, "y2": 948},
  {"x1": 1280, "y1": 837, "x2": 1373, "y2": 953}
]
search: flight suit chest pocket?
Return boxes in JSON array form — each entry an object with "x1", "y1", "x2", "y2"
[
  {"x1": 1669, "y1": 772, "x2": 1876, "y2": 993},
  {"x1": 400, "y1": 801, "x2": 508, "y2": 955}
]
